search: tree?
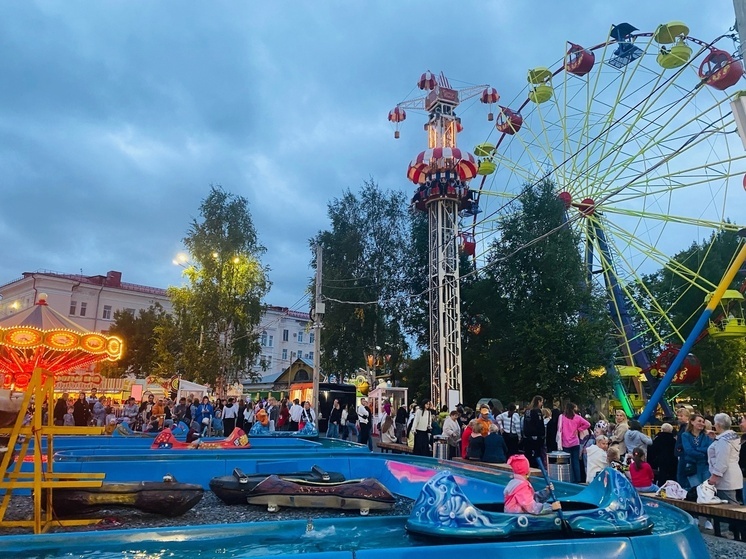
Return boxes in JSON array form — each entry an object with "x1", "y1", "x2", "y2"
[
  {"x1": 465, "y1": 179, "x2": 613, "y2": 404},
  {"x1": 637, "y1": 229, "x2": 746, "y2": 410},
  {"x1": 99, "y1": 304, "x2": 170, "y2": 378},
  {"x1": 167, "y1": 186, "x2": 270, "y2": 389},
  {"x1": 311, "y1": 180, "x2": 411, "y2": 384}
]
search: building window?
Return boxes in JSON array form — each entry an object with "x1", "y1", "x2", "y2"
[
  {"x1": 297, "y1": 332, "x2": 303, "y2": 343},
  {"x1": 260, "y1": 331, "x2": 268, "y2": 346},
  {"x1": 80, "y1": 302, "x2": 87, "y2": 317},
  {"x1": 265, "y1": 356, "x2": 272, "y2": 367},
  {"x1": 309, "y1": 332, "x2": 315, "y2": 344},
  {"x1": 124, "y1": 308, "x2": 136, "y2": 315},
  {"x1": 69, "y1": 301, "x2": 77, "y2": 315},
  {"x1": 282, "y1": 349, "x2": 288, "y2": 360},
  {"x1": 308, "y1": 351, "x2": 314, "y2": 360},
  {"x1": 282, "y1": 329, "x2": 289, "y2": 342},
  {"x1": 102, "y1": 305, "x2": 112, "y2": 320},
  {"x1": 268, "y1": 335, "x2": 274, "y2": 347}
]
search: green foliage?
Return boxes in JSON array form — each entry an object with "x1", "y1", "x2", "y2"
[
  {"x1": 311, "y1": 180, "x2": 410, "y2": 383},
  {"x1": 686, "y1": 338, "x2": 746, "y2": 411},
  {"x1": 402, "y1": 211, "x2": 429, "y2": 348},
  {"x1": 399, "y1": 351, "x2": 431, "y2": 404},
  {"x1": 166, "y1": 186, "x2": 270, "y2": 387},
  {"x1": 637, "y1": 228, "x2": 746, "y2": 410},
  {"x1": 461, "y1": 179, "x2": 613, "y2": 404},
  {"x1": 98, "y1": 304, "x2": 170, "y2": 378}
]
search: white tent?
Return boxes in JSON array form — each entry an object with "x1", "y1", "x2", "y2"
[{"x1": 177, "y1": 379, "x2": 210, "y2": 402}]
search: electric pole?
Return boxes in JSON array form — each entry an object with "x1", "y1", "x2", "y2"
[{"x1": 312, "y1": 244, "x2": 324, "y2": 420}]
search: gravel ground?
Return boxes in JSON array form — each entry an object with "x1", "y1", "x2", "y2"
[
  {"x1": 702, "y1": 530, "x2": 746, "y2": 559},
  {"x1": 1, "y1": 492, "x2": 745, "y2": 558},
  {"x1": 0, "y1": 491, "x2": 414, "y2": 533}
]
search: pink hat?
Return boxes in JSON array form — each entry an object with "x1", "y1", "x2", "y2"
[{"x1": 508, "y1": 454, "x2": 530, "y2": 476}]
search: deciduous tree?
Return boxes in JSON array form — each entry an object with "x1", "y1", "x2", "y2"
[{"x1": 167, "y1": 186, "x2": 270, "y2": 389}]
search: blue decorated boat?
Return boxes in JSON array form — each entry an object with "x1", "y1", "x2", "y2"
[
  {"x1": 249, "y1": 421, "x2": 319, "y2": 437},
  {"x1": 406, "y1": 467, "x2": 653, "y2": 539}
]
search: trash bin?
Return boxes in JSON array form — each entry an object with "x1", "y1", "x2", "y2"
[
  {"x1": 433, "y1": 436, "x2": 449, "y2": 460},
  {"x1": 548, "y1": 451, "x2": 571, "y2": 481}
]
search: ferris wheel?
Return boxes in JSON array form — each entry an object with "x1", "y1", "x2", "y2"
[{"x1": 466, "y1": 22, "x2": 746, "y2": 413}]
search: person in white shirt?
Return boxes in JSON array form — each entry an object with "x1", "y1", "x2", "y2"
[
  {"x1": 222, "y1": 397, "x2": 237, "y2": 436},
  {"x1": 442, "y1": 410, "x2": 462, "y2": 459},
  {"x1": 411, "y1": 399, "x2": 433, "y2": 457},
  {"x1": 300, "y1": 401, "x2": 316, "y2": 428},
  {"x1": 497, "y1": 404, "x2": 523, "y2": 457},
  {"x1": 357, "y1": 398, "x2": 372, "y2": 449},
  {"x1": 585, "y1": 435, "x2": 610, "y2": 483},
  {"x1": 289, "y1": 399, "x2": 303, "y2": 431}
]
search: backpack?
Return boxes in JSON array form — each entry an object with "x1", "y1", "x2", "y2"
[
  {"x1": 347, "y1": 408, "x2": 358, "y2": 423},
  {"x1": 523, "y1": 409, "x2": 544, "y2": 439}
]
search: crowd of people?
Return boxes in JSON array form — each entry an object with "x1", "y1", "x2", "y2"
[
  {"x1": 45, "y1": 390, "x2": 746, "y2": 513},
  {"x1": 47, "y1": 391, "x2": 326, "y2": 439},
  {"x1": 387, "y1": 396, "x2": 746, "y2": 513}
]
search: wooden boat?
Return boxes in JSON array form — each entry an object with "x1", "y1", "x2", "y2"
[
  {"x1": 246, "y1": 475, "x2": 395, "y2": 515},
  {"x1": 43, "y1": 475, "x2": 204, "y2": 517},
  {"x1": 210, "y1": 465, "x2": 346, "y2": 505},
  {"x1": 406, "y1": 467, "x2": 653, "y2": 539},
  {"x1": 151, "y1": 427, "x2": 250, "y2": 449}
]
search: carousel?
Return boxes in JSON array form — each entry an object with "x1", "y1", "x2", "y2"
[{"x1": 0, "y1": 293, "x2": 122, "y2": 533}]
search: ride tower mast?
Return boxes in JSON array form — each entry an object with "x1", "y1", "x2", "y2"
[{"x1": 390, "y1": 72, "x2": 495, "y2": 408}]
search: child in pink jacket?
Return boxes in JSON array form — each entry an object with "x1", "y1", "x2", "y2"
[{"x1": 503, "y1": 454, "x2": 561, "y2": 514}]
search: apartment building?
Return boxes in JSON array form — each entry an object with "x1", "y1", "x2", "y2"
[{"x1": 0, "y1": 270, "x2": 311, "y2": 381}]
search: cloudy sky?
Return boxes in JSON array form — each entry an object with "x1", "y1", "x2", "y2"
[{"x1": 0, "y1": 0, "x2": 738, "y2": 311}]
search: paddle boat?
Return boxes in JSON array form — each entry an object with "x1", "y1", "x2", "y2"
[
  {"x1": 150, "y1": 427, "x2": 250, "y2": 449},
  {"x1": 406, "y1": 467, "x2": 653, "y2": 539},
  {"x1": 210, "y1": 465, "x2": 346, "y2": 505},
  {"x1": 112, "y1": 420, "x2": 189, "y2": 438},
  {"x1": 249, "y1": 410, "x2": 319, "y2": 438},
  {"x1": 246, "y1": 474, "x2": 396, "y2": 515},
  {"x1": 43, "y1": 474, "x2": 203, "y2": 517},
  {"x1": 0, "y1": 454, "x2": 710, "y2": 558}
]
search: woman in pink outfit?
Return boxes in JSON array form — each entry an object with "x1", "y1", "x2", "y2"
[
  {"x1": 559, "y1": 402, "x2": 591, "y2": 483},
  {"x1": 503, "y1": 454, "x2": 560, "y2": 515}
]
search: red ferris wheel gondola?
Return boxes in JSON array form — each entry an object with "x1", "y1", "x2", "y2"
[
  {"x1": 565, "y1": 43, "x2": 595, "y2": 76},
  {"x1": 460, "y1": 232, "x2": 476, "y2": 256},
  {"x1": 698, "y1": 49, "x2": 744, "y2": 90},
  {"x1": 651, "y1": 345, "x2": 701, "y2": 385},
  {"x1": 496, "y1": 107, "x2": 523, "y2": 135}
]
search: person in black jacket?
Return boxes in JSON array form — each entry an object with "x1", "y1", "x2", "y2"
[
  {"x1": 521, "y1": 395, "x2": 546, "y2": 469},
  {"x1": 545, "y1": 408, "x2": 561, "y2": 453},
  {"x1": 53, "y1": 392, "x2": 69, "y2": 426},
  {"x1": 326, "y1": 399, "x2": 342, "y2": 439},
  {"x1": 394, "y1": 403, "x2": 408, "y2": 444},
  {"x1": 466, "y1": 421, "x2": 486, "y2": 460},
  {"x1": 648, "y1": 422, "x2": 678, "y2": 486},
  {"x1": 72, "y1": 392, "x2": 91, "y2": 427}
]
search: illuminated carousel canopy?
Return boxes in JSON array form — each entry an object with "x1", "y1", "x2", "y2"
[{"x1": 0, "y1": 293, "x2": 123, "y2": 389}]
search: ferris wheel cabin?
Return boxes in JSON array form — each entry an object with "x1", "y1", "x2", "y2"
[{"x1": 706, "y1": 289, "x2": 746, "y2": 339}]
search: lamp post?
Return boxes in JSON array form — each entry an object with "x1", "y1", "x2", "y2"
[{"x1": 172, "y1": 250, "x2": 246, "y2": 398}]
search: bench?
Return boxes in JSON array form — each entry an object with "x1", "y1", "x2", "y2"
[
  {"x1": 376, "y1": 441, "x2": 413, "y2": 454},
  {"x1": 452, "y1": 457, "x2": 542, "y2": 476},
  {"x1": 643, "y1": 493, "x2": 746, "y2": 539}
]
